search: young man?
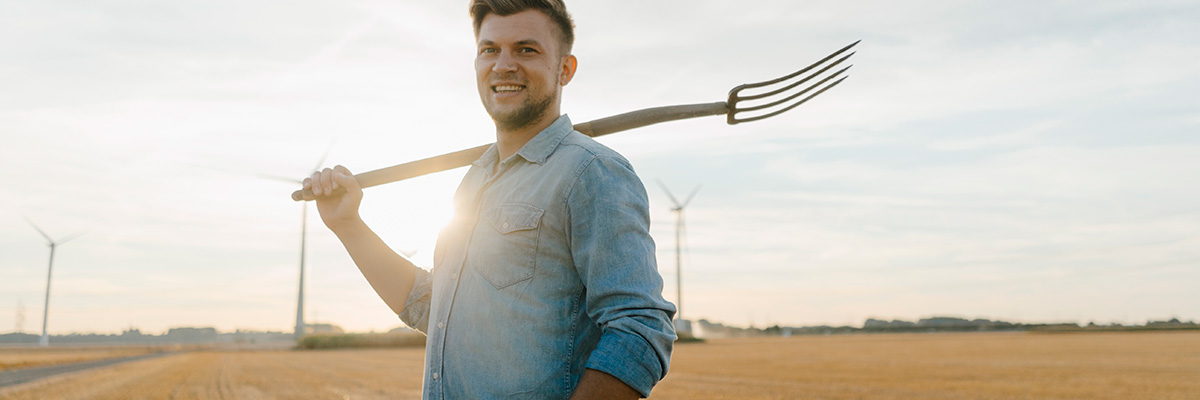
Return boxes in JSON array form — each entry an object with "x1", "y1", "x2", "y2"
[{"x1": 304, "y1": 1, "x2": 676, "y2": 398}]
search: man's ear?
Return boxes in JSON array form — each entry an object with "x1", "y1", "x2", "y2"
[{"x1": 559, "y1": 54, "x2": 578, "y2": 86}]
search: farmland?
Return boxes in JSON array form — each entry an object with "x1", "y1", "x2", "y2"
[
  {"x1": 0, "y1": 346, "x2": 168, "y2": 371},
  {"x1": 1, "y1": 332, "x2": 1197, "y2": 399}
]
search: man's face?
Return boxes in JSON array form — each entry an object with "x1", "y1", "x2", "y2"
[{"x1": 475, "y1": 10, "x2": 573, "y2": 132}]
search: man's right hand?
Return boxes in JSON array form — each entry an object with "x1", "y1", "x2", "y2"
[{"x1": 304, "y1": 165, "x2": 364, "y2": 233}]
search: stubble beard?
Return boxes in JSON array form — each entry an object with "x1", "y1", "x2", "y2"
[{"x1": 490, "y1": 90, "x2": 555, "y2": 133}]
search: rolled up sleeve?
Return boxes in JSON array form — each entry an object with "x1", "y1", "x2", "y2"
[
  {"x1": 568, "y1": 154, "x2": 677, "y2": 397},
  {"x1": 398, "y1": 266, "x2": 433, "y2": 334}
]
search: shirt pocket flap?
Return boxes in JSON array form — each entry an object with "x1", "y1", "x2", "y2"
[{"x1": 488, "y1": 203, "x2": 544, "y2": 234}]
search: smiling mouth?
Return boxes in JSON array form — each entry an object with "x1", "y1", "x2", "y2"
[{"x1": 492, "y1": 85, "x2": 525, "y2": 93}]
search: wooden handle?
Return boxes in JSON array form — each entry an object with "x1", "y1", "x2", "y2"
[{"x1": 292, "y1": 102, "x2": 728, "y2": 201}]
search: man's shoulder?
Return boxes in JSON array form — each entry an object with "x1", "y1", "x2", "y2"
[{"x1": 555, "y1": 130, "x2": 632, "y2": 167}]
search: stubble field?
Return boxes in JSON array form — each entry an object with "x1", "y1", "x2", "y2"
[
  {"x1": 0, "y1": 346, "x2": 167, "y2": 371},
  {"x1": 1, "y1": 332, "x2": 1196, "y2": 399}
]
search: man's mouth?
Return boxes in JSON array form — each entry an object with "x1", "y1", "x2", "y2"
[{"x1": 492, "y1": 85, "x2": 525, "y2": 93}]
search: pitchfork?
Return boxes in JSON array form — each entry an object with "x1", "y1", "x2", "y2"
[{"x1": 292, "y1": 40, "x2": 859, "y2": 201}]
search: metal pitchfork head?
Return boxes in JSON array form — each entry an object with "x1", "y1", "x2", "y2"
[{"x1": 726, "y1": 40, "x2": 859, "y2": 125}]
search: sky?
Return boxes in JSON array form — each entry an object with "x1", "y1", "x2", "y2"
[{"x1": 2, "y1": 0, "x2": 1198, "y2": 335}]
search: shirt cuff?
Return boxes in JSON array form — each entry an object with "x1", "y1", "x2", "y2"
[
  {"x1": 584, "y1": 330, "x2": 665, "y2": 397},
  {"x1": 398, "y1": 267, "x2": 432, "y2": 334}
]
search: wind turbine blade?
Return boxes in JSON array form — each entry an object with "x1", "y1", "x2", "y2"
[
  {"x1": 58, "y1": 231, "x2": 87, "y2": 245},
  {"x1": 258, "y1": 173, "x2": 303, "y2": 184},
  {"x1": 23, "y1": 217, "x2": 53, "y2": 244},
  {"x1": 656, "y1": 179, "x2": 682, "y2": 208},
  {"x1": 311, "y1": 139, "x2": 338, "y2": 173},
  {"x1": 680, "y1": 185, "x2": 702, "y2": 209}
]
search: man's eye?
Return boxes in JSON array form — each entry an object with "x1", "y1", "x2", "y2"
[
  {"x1": 518, "y1": 47, "x2": 537, "y2": 53},
  {"x1": 480, "y1": 48, "x2": 497, "y2": 54}
]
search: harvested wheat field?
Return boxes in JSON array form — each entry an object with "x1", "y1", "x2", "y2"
[
  {"x1": 2, "y1": 332, "x2": 1197, "y2": 399},
  {"x1": 0, "y1": 348, "x2": 426, "y2": 400},
  {"x1": 0, "y1": 346, "x2": 168, "y2": 371},
  {"x1": 651, "y1": 331, "x2": 1200, "y2": 399}
]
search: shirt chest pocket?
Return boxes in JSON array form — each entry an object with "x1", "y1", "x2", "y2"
[{"x1": 474, "y1": 203, "x2": 544, "y2": 289}]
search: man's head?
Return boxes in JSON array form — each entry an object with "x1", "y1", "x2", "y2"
[
  {"x1": 471, "y1": 0, "x2": 574, "y2": 57},
  {"x1": 471, "y1": 0, "x2": 578, "y2": 134}
]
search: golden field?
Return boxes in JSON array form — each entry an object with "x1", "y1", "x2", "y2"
[
  {"x1": 2, "y1": 332, "x2": 1197, "y2": 399},
  {"x1": 0, "y1": 346, "x2": 168, "y2": 371}
]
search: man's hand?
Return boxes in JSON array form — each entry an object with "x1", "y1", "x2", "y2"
[
  {"x1": 304, "y1": 165, "x2": 364, "y2": 233},
  {"x1": 569, "y1": 369, "x2": 642, "y2": 400}
]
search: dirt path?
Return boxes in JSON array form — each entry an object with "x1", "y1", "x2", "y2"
[
  {"x1": 0, "y1": 346, "x2": 167, "y2": 371},
  {"x1": 0, "y1": 352, "x2": 174, "y2": 388}
]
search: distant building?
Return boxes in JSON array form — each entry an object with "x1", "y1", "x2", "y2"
[
  {"x1": 305, "y1": 323, "x2": 344, "y2": 334},
  {"x1": 674, "y1": 319, "x2": 693, "y2": 336},
  {"x1": 166, "y1": 327, "x2": 218, "y2": 342}
]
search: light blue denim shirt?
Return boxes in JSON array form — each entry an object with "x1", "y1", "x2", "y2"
[{"x1": 400, "y1": 115, "x2": 677, "y2": 399}]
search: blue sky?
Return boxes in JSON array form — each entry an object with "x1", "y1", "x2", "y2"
[{"x1": 2, "y1": 1, "x2": 1198, "y2": 334}]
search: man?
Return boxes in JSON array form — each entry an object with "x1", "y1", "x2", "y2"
[{"x1": 304, "y1": 0, "x2": 676, "y2": 398}]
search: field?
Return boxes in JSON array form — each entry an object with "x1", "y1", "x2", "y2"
[
  {"x1": 0, "y1": 346, "x2": 169, "y2": 371},
  {"x1": 1, "y1": 332, "x2": 1197, "y2": 399}
]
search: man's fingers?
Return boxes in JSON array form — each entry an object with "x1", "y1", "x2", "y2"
[
  {"x1": 310, "y1": 171, "x2": 323, "y2": 196},
  {"x1": 332, "y1": 165, "x2": 360, "y2": 192},
  {"x1": 319, "y1": 168, "x2": 334, "y2": 196}
]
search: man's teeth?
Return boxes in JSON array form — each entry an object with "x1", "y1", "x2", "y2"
[{"x1": 494, "y1": 85, "x2": 524, "y2": 93}]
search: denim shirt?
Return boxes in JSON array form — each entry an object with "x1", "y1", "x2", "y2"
[{"x1": 399, "y1": 115, "x2": 677, "y2": 399}]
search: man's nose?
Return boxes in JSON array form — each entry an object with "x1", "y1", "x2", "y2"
[{"x1": 493, "y1": 50, "x2": 518, "y2": 73}]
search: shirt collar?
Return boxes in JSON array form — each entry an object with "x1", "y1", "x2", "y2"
[
  {"x1": 471, "y1": 114, "x2": 574, "y2": 169},
  {"x1": 516, "y1": 114, "x2": 573, "y2": 165}
]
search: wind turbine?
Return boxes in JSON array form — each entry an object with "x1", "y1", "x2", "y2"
[
  {"x1": 15, "y1": 301, "x2": 25, "y2": 334},
  {"x1": 656, "y1": 181, "x2": 700, "y2": 325},
  {"x1": 25, "y1": 218, "x2": 83, "y2": 347},
  {"x1": 260, "y1": 148, "x2": 333, "y2": 340}
]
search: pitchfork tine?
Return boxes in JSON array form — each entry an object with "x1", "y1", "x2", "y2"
[
  {"x1": 733, "y1": 75, "x2": 849, "y2": 124},
  {"x1": 726, "y1": 40, "x2": 859, "y2": 125},
  {"x1": 736, "y1": 40, "x2": 859, "y2": 90},
  {"x1": 736, "y1": 65, "x2": 853, "y2": 113},
  {"x1": 735, "y1": 53, "x2": 854, "y2": 102}
]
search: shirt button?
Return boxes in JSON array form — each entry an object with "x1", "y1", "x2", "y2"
[
  {"x1": 451, "y1": 272, "x2": 458, "y2": 280},
  {"x1": 502, "y1": 222, "x2": 510, "y2": 229},
  {"x1": 433, "y1": 372, "x2": 439, "y2": 380},
  {"x1": 437, "y1": 321, "x2": 445, "y2": 329}
]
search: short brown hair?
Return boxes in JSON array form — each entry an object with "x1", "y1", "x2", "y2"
[{"x1": 470, "y1": 0, "x2": 575, "y2": 55}]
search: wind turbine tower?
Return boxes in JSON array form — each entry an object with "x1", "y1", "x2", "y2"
[
  {"x1": 657, "y1": 181, "x2": 700, "y2": 326},
  {"x1": 261, "y1": 147, "x2": 333, "y2": 340},
  {"x1": 15, "y1": 301, "x2": 25, "y2": 334},
  {"x1": 25, "y1": 218, "x2": 82, "y2": 347}
]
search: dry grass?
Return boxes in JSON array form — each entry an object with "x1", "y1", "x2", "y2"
[
  {"x1": 0, "y1": 346, "x2": 167, "y2": 371},
  {"x1": 2, "y1": 332, "x2": 1197, "y2": 399}
]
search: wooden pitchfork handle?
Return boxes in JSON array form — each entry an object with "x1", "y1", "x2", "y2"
[
  {"x1": 292, "y1": 102, "x2": 727, "y2": 201},
  {"x1": 291, "y1": 40, "x2": 859, "y2": 201}
]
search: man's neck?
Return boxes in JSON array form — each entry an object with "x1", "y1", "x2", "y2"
[{"x1": 495, "y1": 112, "x2": 561, "y2": 163}]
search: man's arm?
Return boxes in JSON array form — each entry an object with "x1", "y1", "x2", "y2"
[
  {"x1": 569, "y1": 369, "x2": 641, "y2": 400},
  {"x1": 567, "y1": 155, "x2": 678, "y2": 398},
  {"x1": 306, "y1": 165, "x2": 417, "y2": 315}
]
